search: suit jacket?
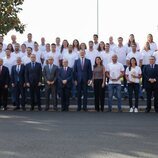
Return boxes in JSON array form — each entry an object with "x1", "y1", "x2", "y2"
[
  {"x1": 0, "y1": 66, "x2": 10, "y2": 87},
  {"x1": 143, "y1": 64, "x2": 158, "y2": 88},
  {"x1": 73, "y1": 58, "x2": 92, "y2": 83},
  {"x1": 11, "y1": 64, "x2": 25, "y2": 85},
  {"x1": 58, "y1": 67, "x2": 73, "y2": 88},
  {"x1": 43, "y1": 64, "x2": 58, "y2": 84},
  {"x1": 25, "y1": 62, "x2": 42, "y2": 85}
]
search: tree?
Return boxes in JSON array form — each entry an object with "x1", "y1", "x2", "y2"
[{"x1": 0, "y1": 0, "x2": 25, "y2": 35}]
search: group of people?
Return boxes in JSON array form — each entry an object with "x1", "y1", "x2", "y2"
[{"x1": 0, "y1": 33, "x2": 158, "y2": 113}]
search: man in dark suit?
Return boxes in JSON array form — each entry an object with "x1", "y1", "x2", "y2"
[
  {"x1": 0, "y1": 58, "x2": 10, "y2": 110},
  {"x1": 74, "y1": 50, "x2": 92, "y2": 111},
  {"x1": 43, "y1": 56, "x2": 58, "y2": 111},
  {"x1": 144, "y1": 56, "x2": 158, "y2": 113},
  {"x1": 25, "y1": 54, "x2": 42, "y2": 111},
  {"x1": 58, "y1": 59, "x2": 73, "y2": 111},
  {"x1": 11, "y1": 57, "x2": 26, "y2": 111}
]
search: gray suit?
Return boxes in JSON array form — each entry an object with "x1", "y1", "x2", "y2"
[{"x1": 43, "y1": 64, "x2": 58, "y2": 110}]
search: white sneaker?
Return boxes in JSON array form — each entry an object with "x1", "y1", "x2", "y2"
[
  {"x1": 129, "y1": 107, "x2": 133, "y2": 113},
  {"x1": 134, "y1": 108, "x2": 138, "y2": 113}
]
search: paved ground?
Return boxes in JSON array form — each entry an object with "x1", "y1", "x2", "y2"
[{"x1": 0, "y1": 111, "x2": 158, "y2": 158}]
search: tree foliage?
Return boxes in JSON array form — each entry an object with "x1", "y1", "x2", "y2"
[{"x1": 0, "y1": 0, "x2": 25, "y2": 35}]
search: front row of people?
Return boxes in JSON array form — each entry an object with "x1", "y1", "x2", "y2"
[{"x1": 0, "y1": 50, "x2": 158, "y2": 113}]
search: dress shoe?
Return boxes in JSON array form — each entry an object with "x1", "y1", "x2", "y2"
[
  {"x1": 22, "y1": 107, "x2": 26, "y2": 111},
  {"x1": 44, "y1": 108, "x2": 49, "y2": 111},
  {"x1": 145, "y1": 109, "x2": 150, "y2": 113},
  {"x1": 30, "y1": 107, "x2": 34, "y2": 111},
  {"x1": 38, "y1": 107, "x2": 42, "y2": 111}
]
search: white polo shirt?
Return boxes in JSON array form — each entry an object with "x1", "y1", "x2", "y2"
[
  {"x1": 110, "y1": 43, "x2": 117, "y2": 52},
  {"x1": 63, "y1": 51, "x2": 79, "y2": 68},
  {"x1": 12, "y1": 51, "x2": 24, "y2": 59},
  {"x1": 125, "y1": 42, "x2": 140, "y2": 53},
  {"x1": 39, "y1": 44, "x2": 46, "y2": 53},
  {"x1": 100, "y1": 51, "x2": 114, "y2": 69},
  {"x1": 3, "y1": 55, "x2": 16, "y2": 74},
  {"x1": 149, "y1": 42, "x2": 157, "y2": 52},
  {"x1": 107, "y1": 62, "x2": 124, "y2": 84},
  {"x1": 32, "y1": 50, "x2": 43, "y2": 64},
  {"x1": 2, "y1": 43, "x2": 7, "y2": 51},
  {"x1": 125, "y1": 66, "x2": 142, "y2": 83},
  {"x1": 113, "y1": 45, "x2": 128, "y2": 65},
  {"x1": 93, "y1": 43, "x2": 99, "y2": 50},
  {"x1": 23, "y1": 41, "x2": 34, "y2": 49},
  {"x1": 0, "y1": 50, "x2": 5, "y2": 58},
  {"x1": 141, "y1": 50, "x2": 153, "y2": 65},
  {"x1": 153, "y1": 51, "x2": 158, "y2": 64},
  {"x1": 126, "y1": 51, "x2": 143, "y2": 66},
  {"x1": 85, "y1": 49, "x2": 99, "y2": 70},
  {"x1": 22, "y1": 55, "x2": 31, "y2": 65}
]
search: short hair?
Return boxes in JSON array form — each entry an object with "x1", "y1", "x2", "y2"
[
  {"x1": 118, "y1": 37, "x2": 123, "y2": 40},
  {"x1": 93, "y1": 34, "x2": 98, "y2": 38},
  {"x1": 27, "y1": 47, "x2": 32, "y2": 51},
  {"x1": 89, "y1": 40, "x2": 93, "y2": 44},
  {"x1": 51, "y1": 43, "x2": 56, "y2": 46},
  {"x1": 105, "y1": 43, "x2": 110, "y2": 46}
]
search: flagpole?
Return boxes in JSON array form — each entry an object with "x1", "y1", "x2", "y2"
[{"x1": 97, "y1": 0, "x2": 99, "y2": 35}]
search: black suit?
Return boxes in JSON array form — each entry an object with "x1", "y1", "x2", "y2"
[
  {"x1": 58, "y1": 67, "x2": 73, "y2": 111},
  {"x1": 144, "y1": 64, "x2": 158, "y2": 112},
  {"x1": 0, "y1": 66, "x2": 10, "y2": 109},
  {"x1": 11, "y1": 64, "x2": 25, "y2": 108},
  {"x1": 25, "y1": 62, "x2": 42, "y2": 110}
]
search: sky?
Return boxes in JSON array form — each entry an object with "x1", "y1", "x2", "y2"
[{"x1": 3, "y1": 0, "x2": 158, "y2": 49}]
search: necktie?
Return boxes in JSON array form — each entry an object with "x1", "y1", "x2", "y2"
[
  {"x1": 64, "y1": 67, "x2": 67, "y2": 74},
  {"x1": 17, "y1": 65, "x2": 20, "y2": 73},
  {"x1": 49, "y1": 65, "x2": 52, "y2": 73},
  {"x1": 32, "y1": 62, "x2": 35, "y2": 69},
  {"x1": 81, "y1": 58, "x2": 84, "y2": 69}
]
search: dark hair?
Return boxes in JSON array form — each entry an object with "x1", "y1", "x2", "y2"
[
  {"x1": 51, "y1": 43, "x2": 56, "y2": 46},
  {"x1": 27, "y1": 47, "x2": 32, "y2": 51},
  {"x1": 79, "y1": 43, "x2": 87, "y2": 50},
  {"x1": 60, "y1": 40, "x2": 69, "y2": 53},
  {"x1": 128, "y1": 34, "x2": 136, "y2": 47},
  {"x1": 89, "y1": 40, "x2": 94, "y2": 44},
  {"x1": 98, "y1": 41, "x2": 105, "y2": 51},
  {"x1": 21, "y1": 43, "x2": 26, "y2": 48},
  {"x1": 93, "y1": 34, "x2": 98, "y2": 38},
  {"x1": 129, "y1": 57, "x2": 137, "y2": 71},
  {"x1": 118, "y1": 37, "x2": 123, "y2": 40},
  {"x1": 7, "y1": 43, "x2": 14, "y2": 52},
  {"x1": 94, "y1": 56, "x2": 103, "y2": 68},
  {"x1": 72, "y1": 39, "x2": 80, "y2": 51}
]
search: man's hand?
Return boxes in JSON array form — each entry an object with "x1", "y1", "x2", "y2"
[
  {"x1": 4, "y1": 85, "x2": 8, "y2": 89},
  {"x1": 26, "y1": 83, "x2": 30, "y2": 87},
  {"x1": 62, "y1": 80, "x2": 67, "y2": 84}
]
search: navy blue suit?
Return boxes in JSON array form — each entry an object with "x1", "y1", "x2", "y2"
[
  {"x1": 58, "y1": 67, "x2": 73, "y2": 111},
  {"x1": 74, "y1": 58, "x2": 92, "y2": 111},
  {"x1": 25, "y1": 62, "x2": 42, "y2": 110},
  {"x1": 11, "y1": 64, "x2": 25, "y2": 108},
  {"x1": 144, "y1": 64, "x2": 158, "y2": 112},
  {"x1": 0, "y1": 66, "x2": 10, "y2": 109}
]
